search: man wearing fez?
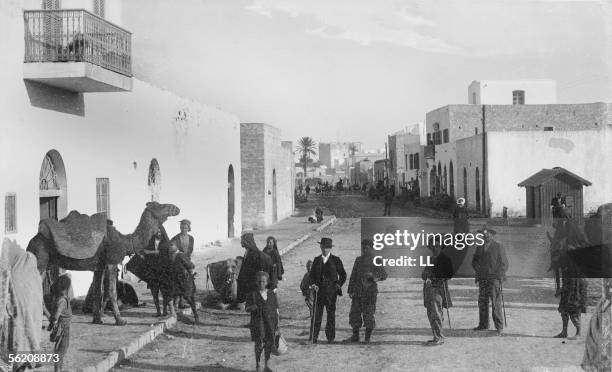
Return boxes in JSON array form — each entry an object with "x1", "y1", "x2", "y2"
[
  {"x1": 309, "y1": 238, "x2": 347, "y2": 344},
  {"x1": 171, "y1": 219, "x2": 195, "y2": 308},
  {"x1": 171, "y1": 219, "x2": 194, "y2": 261},
  {"x1": 346, "y1": 239, "x2": 387, "y2": 343},
  {"x1": 472, "y1": 225, "x2": 509, "y2": 336},
  {"x1": 422, "y1": 237, "x2": 453, "y2": 346}
]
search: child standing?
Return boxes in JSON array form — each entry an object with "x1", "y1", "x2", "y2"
[
  {"x1": 48, "y1": 274, "x2": 72, "y2": 372},
  {"x1": 246, "y1": 271, "x2": 279, "y2": 372},
  {"x1": 167, "y1": 241, "x2": 199, "y2": 323},
  {"x1": 299, "y1": 260, "x2": 314, "y2": 316}
]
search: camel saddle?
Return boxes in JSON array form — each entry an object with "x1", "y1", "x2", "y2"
[{"x1": 39, "y1": 211, "x2": 107, "y2": 260}]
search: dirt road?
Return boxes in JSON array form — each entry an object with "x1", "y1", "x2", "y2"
[{"x1": 114, "y1": 195, "x2": 591, "y2": 372}]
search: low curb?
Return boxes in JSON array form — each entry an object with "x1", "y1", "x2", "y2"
[
  {"x1": 80, "y1": 315, "x2": 176, "y2": 372},
  {"x1": 80, "y1": 215, "x2": 337, "y2": 372},
  {"x1": 278, "y1": 216, "x2": 337, "y2": 257}
]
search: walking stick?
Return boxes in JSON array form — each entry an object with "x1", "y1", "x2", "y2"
[
  {"x1": 442, "y1": 281, "x2": 452, "y2": 329},
  {"x1": 500, "y1": 281, "x2": 507, "y2": 328},
  {"x1": 309, "y1": 286, "x2": 318, "y2": 342}
]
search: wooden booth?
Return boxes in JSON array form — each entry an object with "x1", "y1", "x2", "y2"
[{"x1": 518, "y1": 167, "x2": 591, "y2": 225}]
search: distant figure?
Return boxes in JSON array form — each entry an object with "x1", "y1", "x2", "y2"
[
  {"x1": 472, "y1": 225, "x2": 508, "y2": 336},
  {"x1": 383, "y1": 188, "x2": 393, "y2": 216},
  {"x1": 452, "y1": 198, "x2": 469, "y2": 234},
  {"x1": 551, "y1": 192, "x2": 566, "y2": 219},
  {"x1": 305, "y1": 185, "x2": 311, "y2": 195},
  {"x1": 48, "y1": 274, "x2": 72, "y2": 372},
  {"x1": 345, "y1": 239, "x2": 387, "y2": 343}
]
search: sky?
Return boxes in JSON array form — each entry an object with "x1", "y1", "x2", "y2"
[{"x1": 122, "y1": 0, "x2": 612, "y2": 149}]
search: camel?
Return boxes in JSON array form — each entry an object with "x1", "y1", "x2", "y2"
[{"x1": 26, "y1": 202, "x2": 180, "y2": 325}]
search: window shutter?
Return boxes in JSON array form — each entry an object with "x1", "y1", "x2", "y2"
[
  {"x1": 96, "y1": 178, "x2": 110, "y2": 218},
  {"x1": 5, "y1": 194, "x2": 17, "y2": 233},
  {"x1": 42, "y1": 0, "x2": 61, "y2": 9},
  {"x1": 93, "y1": 0, "x2": 106, "y2": 18}
]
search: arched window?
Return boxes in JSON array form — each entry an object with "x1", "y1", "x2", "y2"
[{"x1": 148, "y1": 159, "x2": 161, "y2": 202}]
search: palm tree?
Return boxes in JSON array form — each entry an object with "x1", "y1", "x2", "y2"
[
  {"x1": 297, "y1": 137, "x2": 317, "y2": 177},
  {"x1": 348, "y1": 143, "x2": 358, "y2": 184}
]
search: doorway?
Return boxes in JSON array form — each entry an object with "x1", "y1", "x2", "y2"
[
  {"x1": 272, "y1": 169, "x2": 278, "y2": 223},
  {"x1": 39, "y1": 150, "x2": 67, "y2": 298},
  {"x1": 228, "y1": 164, "x2": 235, "y2": 238}
]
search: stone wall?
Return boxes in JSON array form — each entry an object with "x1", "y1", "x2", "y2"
[{"x1": 240, "y1": 123, "x2": 294, "y2": 229}]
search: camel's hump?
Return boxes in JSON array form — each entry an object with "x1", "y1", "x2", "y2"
[{"x1": 39, "y1": 211, "x2": 107, "y2": 260}]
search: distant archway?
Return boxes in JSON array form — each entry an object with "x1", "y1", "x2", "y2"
[
  {"x1": 443, "y1": 165, "x2": 447, "y2": 194},
  {"x1": 272, "y1": 169, "x2": 278, "y2": 223},
  {"x1": 475, "y1": 167, "x2": 481, "y2": 212},
  {"x1": 148, "y1": 159, "x2": 161, "y2": 202},
  {"x1": 449, "y1": 161, "x2": 454, "y2": 197},
  {"x1": 228, "y1": 164, "x2": 235, "y2": 238},
  {"x1": 430, "y1": 167, "x2": 436, "y2": 196},
  {"x1": 463, "y1": 167, "x2": 468, "y2": 204}
]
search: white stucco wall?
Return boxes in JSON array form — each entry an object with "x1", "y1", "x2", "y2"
[
  {"x1": 468, "y1": 80, "x2": 557, "y2": 105},
  {"x1": 487, "y1": 130, "x2": 612, "y2": 216},
  {"x1": 0, "y1": 2, "x2": 242, "y2": 295}
]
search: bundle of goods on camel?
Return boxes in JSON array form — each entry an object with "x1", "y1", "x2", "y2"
[
  {"x1": 206, "y1": 257, "x2": 243, "y2": 309},
  {"x1": 26, "y1": 202, "x2": 181, "y2": 326}
]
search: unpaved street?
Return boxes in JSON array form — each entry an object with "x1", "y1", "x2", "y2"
[{"x1": 114, "y1": 195, "x2": 591, "y2": 372}]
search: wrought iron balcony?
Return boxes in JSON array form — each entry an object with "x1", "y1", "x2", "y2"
[{"x1": 23, "y1": 9, "x2": 132, "y2": 92}]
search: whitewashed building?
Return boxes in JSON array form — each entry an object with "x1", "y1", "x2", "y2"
[{"x1": 0, "y1": 0, "x2": 242, "y2": 295}]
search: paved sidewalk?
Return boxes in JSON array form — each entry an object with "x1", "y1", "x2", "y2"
[{"x1": 40, "y1": 215, "x2": 334, "y2": 372}]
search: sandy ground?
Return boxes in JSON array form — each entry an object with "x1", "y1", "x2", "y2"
[{"x1": 112, "y1": 194, "x2": 599, "y2": 372}]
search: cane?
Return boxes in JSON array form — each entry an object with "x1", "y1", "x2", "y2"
[
  {"x1": 500, "y1": 281, "x2": 507, "y2": 328},
  {"x1": 442, "y1": 281, "x2": 452, "y2": 329},
  {"x1": 309, "y1": 286, "x2": 318, "y2": 342}
]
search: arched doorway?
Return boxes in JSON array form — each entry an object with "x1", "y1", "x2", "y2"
[
  {"x1": 475, "y1": 167, "x2": 481, "y2": 212},
  {"x1": 449, "y1": 161, "x2": 454, "y2": 197},
  {"x1": 463, "y1": 167, "x2": 468, "y2": 204},
  {"x1": 39, "y1": 150, "x2": 67, "y2": 299},
  {"x1": 227, "y1": 164, "x2": 235, "y2": 238},
  {"x1": 272, "y1": 169, "x2": 278, "y2": 223},
  {"x1": 430, "y1": 167, "x2": 436, "y2": 196},
  {"x1": 148, "y1": 159, "x2": 161, "y2": 202},
  {"x1": 443, "y1": 165, "x2": 447, "y2": 194}
]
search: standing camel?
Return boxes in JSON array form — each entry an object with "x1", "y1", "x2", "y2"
[{"x1": 27, "y1": 202, "x2": 180, "y2": 325}]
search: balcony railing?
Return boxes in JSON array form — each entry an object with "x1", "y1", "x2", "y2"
[{"x1": 24, "y1": 9, "x2": 132, "y2": 77}]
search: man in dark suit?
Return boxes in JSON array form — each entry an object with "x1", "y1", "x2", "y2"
[
  {"x1": 472, "y1": 225, "x2": 509, "y2": 336},
  {"x1": 309, "y1": 238, "x2": 347, "y2": 344}
]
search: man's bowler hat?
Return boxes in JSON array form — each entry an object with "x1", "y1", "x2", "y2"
[{"x1": 318, "y1": 238, "x2": 333, "y2": 248}]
